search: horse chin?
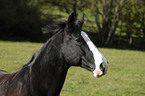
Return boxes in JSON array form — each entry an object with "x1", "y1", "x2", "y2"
[{"x1": 93, "y1": 70, "x2": 104, "y2": 78}]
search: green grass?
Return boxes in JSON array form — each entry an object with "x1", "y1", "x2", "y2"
[
  {"x1": 0, "y1": 41, "x2": 43, "y2": 72},
  {"x1": 0, "y1": 41, "x2": 145, "y2": 96}
]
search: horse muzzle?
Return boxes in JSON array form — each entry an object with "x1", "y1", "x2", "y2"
[{"x1": 93, "y1": 62, "x2": 108, "y2": 78}]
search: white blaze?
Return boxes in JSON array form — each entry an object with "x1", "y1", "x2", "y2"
[{"x1": 81, "y1": 31, "x2": 108, "y2": 77}]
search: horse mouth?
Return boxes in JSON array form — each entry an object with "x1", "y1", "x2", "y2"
[
  {"x1": 93, "y1": 63, "x2": 106, "y2": 78},
  {"x1": 93, "y1": 70, "x2": 104, "y2": 77}
]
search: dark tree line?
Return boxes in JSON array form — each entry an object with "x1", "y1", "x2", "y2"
[
  {"x1": 0, "y1": 0, "x2": 145, "y2": 49},
  {"x1": 0, "y1": 0, "x2": 43, "y2": 41}
]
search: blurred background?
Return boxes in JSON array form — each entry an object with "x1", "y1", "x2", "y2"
[{"x1": 0, "y1": 0, "x2": 145, "y2": 50}]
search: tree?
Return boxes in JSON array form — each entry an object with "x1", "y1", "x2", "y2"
[
  {"x1": 91, "y1": 0, "x2": 124, "y2": 46},
  {"x1": 120, "y1": 0, "x2": 145, "y2": 46},
  {"x1": 45, "y1": 0, "x2": 90, "y2": 19}
]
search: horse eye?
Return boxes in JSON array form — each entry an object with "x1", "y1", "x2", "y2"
[
  {"x1": 74, "y1": 37, "x2": 82, "y2": 45},
  {"x1": 76, "y1": 37, "x2": 81, "y2": 42}
]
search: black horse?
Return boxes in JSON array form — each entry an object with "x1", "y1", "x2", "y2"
[{"x1": 0, "y1": 12, "x2": 108, "y2": 96}]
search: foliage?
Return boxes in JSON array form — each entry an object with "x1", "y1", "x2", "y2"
[
  {"x1": 0, "y1": 0, "x2": 145, "y2": 49},
  {"x1": 87, "y1": 0, "x2": 145, "y2": 47},
  {"x1": 121, "y1": 0, "x2": 145, "y2": 38},
  {"x1": 89, "y1": 0, "x2": 124, "y2": 46},
  {"x1": 0, "y1": 41, "x2": 145, "y2": 95},
  {"x1": 45, "y1": 0, "x2": 91, "y2": 19}
]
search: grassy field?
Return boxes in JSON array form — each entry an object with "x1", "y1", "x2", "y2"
[{"x1": 0, "y1": 40, "x2": 145, "y2": 96}]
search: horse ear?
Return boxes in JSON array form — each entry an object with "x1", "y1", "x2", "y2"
[
  {"x1": 67, "y1": 12, "x2": 75, "y2": 29},
  {"x1": 77, "y1": 14, "x2": 84, "y2": 28}
]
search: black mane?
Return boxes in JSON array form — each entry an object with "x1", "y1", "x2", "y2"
[
  {"x1": 42, "y1": 22, "x2": 66, "y2": 34},
  {"x1": 22, "y1": 23, "x2": 66, "y2": 68}
]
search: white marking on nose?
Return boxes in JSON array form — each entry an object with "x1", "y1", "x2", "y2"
[{"x1": 81, "y1": 31, "x2": 108, "y2": 77}]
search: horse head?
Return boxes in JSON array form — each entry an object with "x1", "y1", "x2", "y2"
[{"x1": 61, "y1": 12, "x2": 108, "y2": 77}]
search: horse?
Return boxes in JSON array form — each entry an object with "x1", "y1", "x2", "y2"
[{"x1": 0, "y1": 12, "x2": 108, "y2": 96}]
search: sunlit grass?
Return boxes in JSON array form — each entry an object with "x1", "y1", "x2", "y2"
[
  {"x1": 0, "y1": 41, "x2": 145, "y2": 96},
  {"x1": 0, "y1": 41, "x2": 43, "y2": 72},
  {"x1": 61, "y1": 48, "x2": 145, "y2": 96}
]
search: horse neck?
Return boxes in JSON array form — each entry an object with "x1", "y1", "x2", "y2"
[{"x1": 30, "y1": 33, "x2": 70, "y2": 95}]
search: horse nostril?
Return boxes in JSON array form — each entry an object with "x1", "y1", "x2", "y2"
[{"x1": 100, "y1": 63, "x2": 105, "y2": 73}]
